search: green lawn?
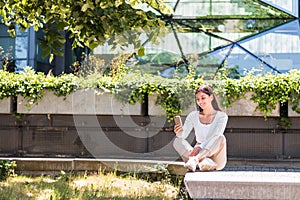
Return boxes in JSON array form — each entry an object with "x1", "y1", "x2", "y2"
[{"x1": 0, "y1": 171, "x2": 187, "y2": 199}]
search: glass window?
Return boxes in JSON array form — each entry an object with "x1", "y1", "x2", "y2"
[
  {"x1": 0, "y1": 25, "x2": 10, "y2": 36},
  {"x1": 224, "y1": 44, "x2": 278, "y2": 75},
  {"x1": 170, "y1": 0, "x2": 291, "y2": 18},
  {"x1": 14, "y1": 60, "x2": 28, "y2": 73},
  {"x1": 0, "y1": 24, "x2": 29, "y2": 72},
  {"x1": 261, "y1": 0, "x2": 297, "y2": 17},
  {"x1": 0, "y1": 38, "x2": 14, "y2": 58},
  {"x1": 239, "y1": 20, "x2": 300, "y2": 73},
  {"x1": 191, "y1": 45, "x2": 231, "y2": 78},
  {"x1": 92, "y1": 0, "x2": 297, "y2": 78},
  {"x1": 15, "y1": 37, "x2": 28, "y2": 59},
  {"x1": 15, "y1": 25, "x2": 28, "y2": 36}
]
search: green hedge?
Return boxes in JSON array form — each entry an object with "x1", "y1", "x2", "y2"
[
  {"x1": 220, "y1": 70, "x2": 300, "y2": 116},
  {"x1": 1, "y1": 68, "x2": 300, "y2": 123}
]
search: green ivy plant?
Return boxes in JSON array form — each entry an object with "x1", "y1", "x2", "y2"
[
  {"x1": 214, "y1": 69, "x2": 300, "y2": 129},
  {"x1": 90, "y1": 71, "x2": 202, "y2": 120},
  {"x1": 1, "y1": 66, "x2": 300, "y2": 128},
  {"x1": 109, "y1": 66, "x2": 203, "y2": 120},
  {"x1": 14, "y1": 67, "x2": 80, "y2": 110},
  {"x1": 0, "y1": 70, "x2": 19, "y2": 99},
  {"x1": 219, "y1": 70, "x2": 300, "y2": 115}
]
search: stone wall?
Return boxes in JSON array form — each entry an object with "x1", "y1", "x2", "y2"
[
  {"x1": 0, "y1": 91, "x2": 299, "y2": 160},
  {"x1": 0, "y1": 114, "x2": 300, "y2": 160}
]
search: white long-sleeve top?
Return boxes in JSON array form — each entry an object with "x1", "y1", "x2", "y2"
[{"x1": 176, "y1": 110, "x2": 228, "y2": 149}]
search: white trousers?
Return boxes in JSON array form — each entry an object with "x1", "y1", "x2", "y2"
[{"x1": 173, "y1": 135, "x2": 227, "y2": 170}]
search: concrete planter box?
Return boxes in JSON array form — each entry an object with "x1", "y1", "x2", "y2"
[
  {"x1": 148, "y1": 94, "x2": 165, "y2": 116},
  {"x1": 219, "y1": 93, "x2": 280, "y2": 117},
  {"x1": 148, "y1": 93, "x2": 280, "y2": 117},
  {"x1": 17, "y1": 90, "x2": 142, "y2": 115},
  {"x1": 0, "y1": 97, "x2": 13, "y2": 113}
]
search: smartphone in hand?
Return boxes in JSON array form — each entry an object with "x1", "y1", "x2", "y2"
[{"x1": 174, "y1": 115, "x2": 182, "y2": 126}]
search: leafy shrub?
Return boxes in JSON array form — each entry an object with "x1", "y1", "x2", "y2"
[
  {"x1": 1, "y1": 65, "x2": 300, "y2": 126},
  {"x1": 219, "y1": 70, "x2": 300, "y2": 116},
  {"x1": 72, "y1": 54, "x2": 106, "y2": 77},
  {"x1": 14, "y1": 67, "x2": 80, "y2": 109},
  {"x1": 0, "y1": 70, "x2": 19, "y2": 99},
  {"x1": 0, "y1": 160, "x2": 16, "y2": 181}
]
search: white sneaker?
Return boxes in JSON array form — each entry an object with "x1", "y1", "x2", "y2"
[
  {"x1": 198, "y1": 158, "x2": 217, "y2": 172},
  {"x1": 184, "y1": 156, "x2": 198, "y2": 172}
]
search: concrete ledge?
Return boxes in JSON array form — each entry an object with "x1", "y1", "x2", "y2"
[
  {"x1": 1, "y1": 157, "x2": 186, "y2": 176},
  {"x1": 3, "y1": 157, "x2": 300, "y2": 177},
  {"x1": 184, "y1": 171, "x2": 300, "y2": 199}
]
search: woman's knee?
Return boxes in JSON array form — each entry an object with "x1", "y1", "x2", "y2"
[
  {"x1": 216, "y1": 160, "x2": 227, "y2": 171},
  {"x1": 218, "y1": 134, "x2": 226, "y2": 142},
  {"x1": 219, "y1": 135, "x2": 226, "y2": 146},
  {"x1": 215, "y1": 135, "x2": 227, "y2": 170}
]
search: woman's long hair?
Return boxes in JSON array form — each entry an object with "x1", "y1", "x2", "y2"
[{"x1": 195, "y1": 84, "x2": 221, "y2": 112}]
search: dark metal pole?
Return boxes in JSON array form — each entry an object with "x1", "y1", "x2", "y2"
[
  {"x1": 173, "y1": 0, "x2": 181, "y2": 12},
  {"x1": 170, "y1": 22, "x2": 189, "y2": 66}
]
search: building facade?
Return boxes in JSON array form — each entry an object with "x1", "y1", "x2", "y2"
[{"x1": 0, "y1": 0, "x2": 299, "y2": 77}]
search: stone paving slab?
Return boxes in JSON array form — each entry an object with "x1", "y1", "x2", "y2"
[
  {"x1": 224, "y1": 158, "x2": 300, "y2": 172},
  {"x1": 184, "y1": 171, "x2": 300, "y2": 200}
]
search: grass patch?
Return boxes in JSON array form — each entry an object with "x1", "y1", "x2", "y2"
[{"x1": 0, "y1": 170, "x2": 188, "y2": 199}]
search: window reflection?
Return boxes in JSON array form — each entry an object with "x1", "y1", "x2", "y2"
[
  {"x1": 14, "y1": 60, "x2": 27, "y2": 73},
  {"x1": 262, "y1": 0, "x2": 297, "y2": 17},
  {"x1": 15, "y1": 25, "x2": 28, "y2": 36},
  {"x1": 91, "y1": 1, "x2": 298, "y2": 78},
  {"x1": 15, "y1": 37, "x2": 28, "y2": 59},
  {"x1": 170, "y1": 0, "x2": 291, "y2": 18},
  {"x1": 238, "y1": 20, "x2": 300, "y2": 73}
]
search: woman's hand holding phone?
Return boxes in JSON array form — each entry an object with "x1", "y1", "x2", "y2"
[{"x1": 173, "y1": 116, "x2": 183, "y2": 135}]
